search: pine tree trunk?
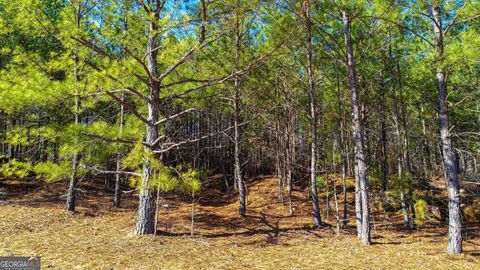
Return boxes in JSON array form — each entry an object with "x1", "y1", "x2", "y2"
[
  {"x1": 134, "y1": 5, "x2": 160, "y2": 234},
  {"x1": 388, "y1": 30, "x2": 409, "y2": 229},
  {"x1": 380, "y1": 80, "x2": 388, "y2": 199},
  {"x1": 66, "y1": 15, "x2": 81, "y2": 212},
  {"x1": 275, "y1": 120, "x2": 285, "y2": 204},
  {"x1": 343, "y1": 10, "x2": 370, "y2": 245},
  {"x1": 431, "y1": 5, "x2": 462, "y2": 254},
  {"x1": 113, "y1": 157, "x2": 122, "y2": 207},
  {"x1": 306, "y1": 1, "x2": 321, "y2": 227},
  {"x1": 234, "y1": 5, "x2": 245, "y2": 216},
  {"x1": 336, "y1": 66, "x2": 348, "y2": 227},
  {"x1": 113, "y1": 97, "x2": 124, "y2": 207},
  {"x1": 286, "y1": 120, "x2": 294, "y2": 216},
  {"x1": 420, "y1": 105, "x2": 431, "y2": 178},
  {"x1": 66, "y1": 153, "x2": 78, "y2": 211},
  {"x1": 333, "y1": 139, "x2": 341, "y2": 234}
]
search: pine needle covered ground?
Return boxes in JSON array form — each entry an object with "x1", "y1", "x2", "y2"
[{"x1": 0, "y1": 176, "x2": 479, "y2": 269}]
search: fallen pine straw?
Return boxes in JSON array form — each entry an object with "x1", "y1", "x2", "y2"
[{"x1": 0, "y1": 177, "x2": 479, "y2": 269}]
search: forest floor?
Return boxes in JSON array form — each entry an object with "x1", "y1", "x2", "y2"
[{"x1": 0, "y1": 175, "x2": 479, "y2": 269}]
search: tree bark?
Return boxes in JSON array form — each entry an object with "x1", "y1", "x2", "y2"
[
  {"x1": 388, "y1": 29, "x2": 409, "y2": 229},
  {"x1": 343, "y1": 10, "x2": 370, "y2": 245},
  {"x1": 66, "y1": 9, "x2": 82, "y2": 212},
  {"x1": 113, "y1": 95, "x2": 124, "y2": 207},
  {"x1": 134, "y1": 2, "x2": 160, "y2": 235},
  {"x1": 335, "y1": 63, "x2": 348, "y2": 227},
  {"x1": 234, "y1": 1, "x2": 246, "y2": 216},
  {"x1": 286, "y1": 117, "x2": 294, "y2": 216},
  {"x1": 306, "y1": 0, "x2": 321, "y2": 227},
  {"x1": 431, "y1": 4, "x2": 462, "y2": 254}
]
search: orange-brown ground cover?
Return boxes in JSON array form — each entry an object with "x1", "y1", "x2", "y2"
[{"x1": 0, "y1": 176, "x2": 479, "y2": 269}]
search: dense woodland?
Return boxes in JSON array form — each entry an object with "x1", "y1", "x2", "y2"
[{"x1": 0, "y1": 0, "x2": 479, "y2": 259}]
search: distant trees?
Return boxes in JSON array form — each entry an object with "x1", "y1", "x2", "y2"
[{"x1": 0, "y1": 0, "x2": 479, "y2": 253}]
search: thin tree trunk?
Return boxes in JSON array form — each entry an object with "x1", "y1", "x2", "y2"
[
  {"x1": 333, "y1": 139, "x2": 341, "y2": 234},
  {"x1": 431, "y1": 4, "x2": 462, "y2": 254},
  {"x1": 396, "y1": 56, "x2": 416, "y2": 228},
  {"x1": 343, "y1": 10, "x2": 370, "y2": 245},
  {"x1": 114, "y1": 1, "x2": 128, "y2": 208},
  {"x1": 379, "y1": 53, "x2": 388, "y2": 200},
  {"x1": 191, "y1": 190, "x2": 195, "y2": 236},
  {"x1": 234, "y1": 1, "x2": 245, "y2": 216},
  {"x1": 66, "y1": 10, "x2": 81, "y2": 212},
  {"x1": 336, "y1": 65, "x2": 348, "y2": 227},
  {"x1": 113, "y1": 95, "x2": 124, "y2": 207},
  {"x1": 286, "y1": 119, "x2": 294, "y2": 216},
  {"x1": 306, "y1": 0, "x2": 321, "y2": 227},
  {"x1": 420, "y1": 105, "x2": 432, "y2": 177},
  {"x1": 154, "y1": 189, "x2": 160, "y2": 236},
  {"x1": 388, "y1": 30, "x2": 409, "y2": 229},
  {"x1": 276, "y1": 119, "x2": 285, "y2": 204}
]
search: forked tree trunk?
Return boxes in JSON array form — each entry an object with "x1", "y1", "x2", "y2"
[
  {"x1": 431, "y1": 4, "x2": 462, "y2": 254},
  {"x1": 343, "y1": 10, "x2": 370, "y2": 245}
]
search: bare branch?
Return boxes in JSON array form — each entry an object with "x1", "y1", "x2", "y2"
[
  {"x1": 444, "y1": 2, "x2": 468, "y2": 35},
  {"x1": 125, "y1": 47, "x2": 153, "y2": 81},
  {"x1": 106, "y1": 91, "x2": 150, "y2": 125},
  {"x1": 158, "y1": 37, "x2": 286, "y2": 102},
  {"x1": 81, "y1": 132, "x2": 136, "y2": 144},
  {"x1": 81, "y1": 164, "x2": 141, "y2": 177},
  {"x1": 153, "y1": 122, "x2": 248, "y2": 154},
  {"x1": 146, "y1": 135, "x2": 167, "y2": 149},
  {"x1": 159, "y1": 76, "x2": 230, "y2": 101},
  {"x1": 155, "y1": 39, "x2": 217, "y2": 82},
  {"x1": 135, "y1": 0, "x2": 150, "y2": 14},
  {"x1": 82, "y1": 60, "x2": 149, "y2": 101},
  {"x1": 72, "y1": 36, "x2": 116, "y2": 59},
  {"x1": 159, "y1": 78, "x2": 215, "y2": 89},
  {"x1": 360, "y1": 15, "x2": 435, "y2": 48},
  {"x1": 154, "y1": 107, "x2": 197, "y2": 126}
]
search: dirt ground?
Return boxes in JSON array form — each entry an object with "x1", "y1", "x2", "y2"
[{"x1": 0, "y1": 176, "x2": 479, "y2": 269}]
